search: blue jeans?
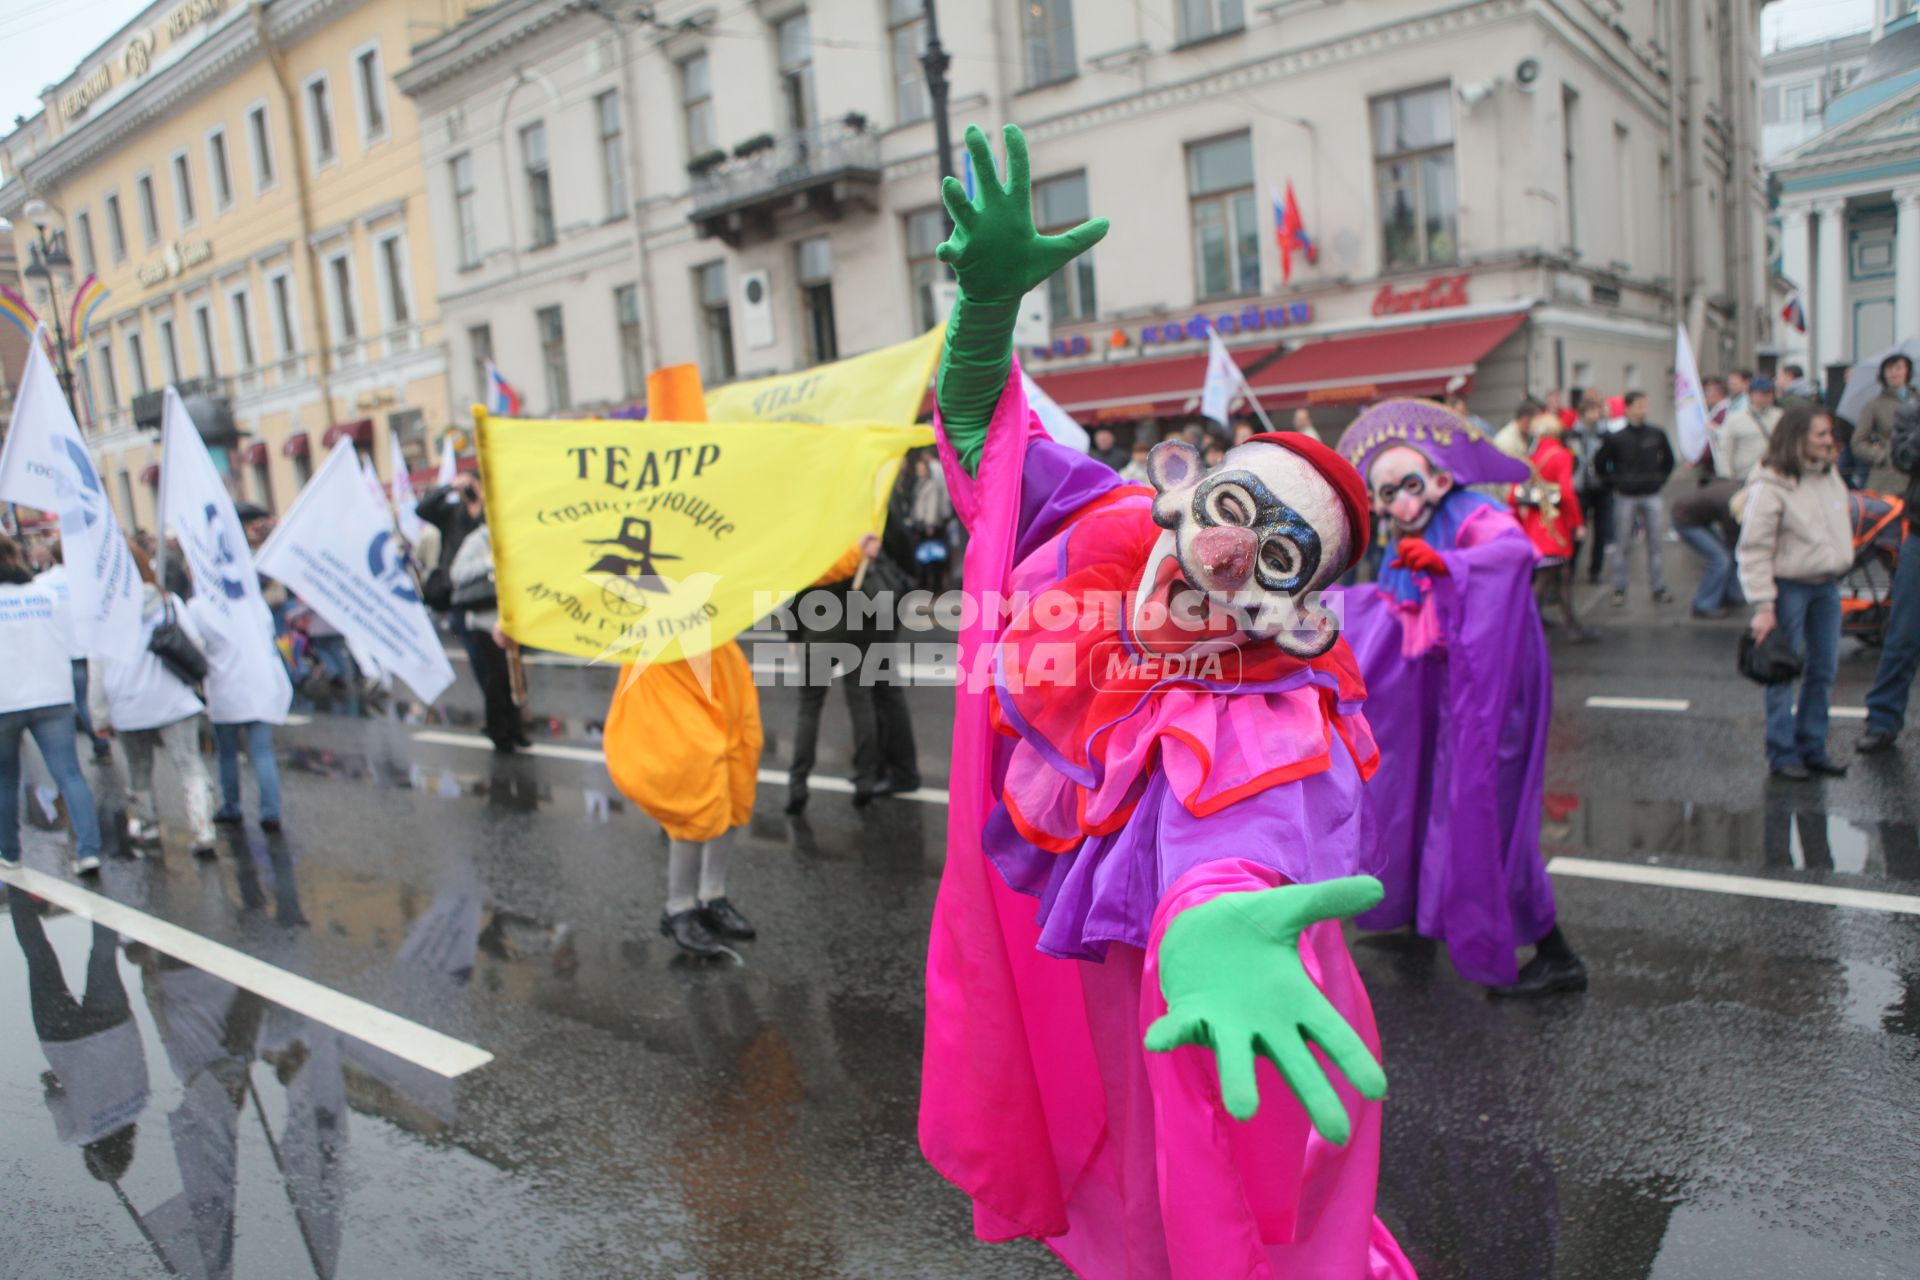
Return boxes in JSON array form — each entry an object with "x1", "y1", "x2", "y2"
[
  {"x1": 69, "y1": 660, "x2": 107, "y2": 755},
  {"x1": 1, "y1": 703, "x2": 104, "y2": 863},
  {"x1": 1864, "y1": 531, "x2": 1920, "y2": 736},
  {"x1": 1677, "y1": 523, "x2": 1742, "y2": 612},
  {"x1": 213, "y1": 721, "x2": 282, "y2": 822},
  {"x1": 1765, "y1": 578, "x2": 1842, "y2": 769}
]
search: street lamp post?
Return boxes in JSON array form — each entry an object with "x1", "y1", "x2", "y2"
[
  {"x1": 14, "y1": 199, "x2": 81, "y2": 421},
  {"x1": 921, "y1": 0, "x2": 956, "y2": 203}
]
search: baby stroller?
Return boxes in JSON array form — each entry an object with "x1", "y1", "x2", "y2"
[{"x1": 1841, "y1": 489, "x2": 1906, "y2": 644}]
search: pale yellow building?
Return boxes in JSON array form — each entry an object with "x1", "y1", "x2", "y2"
[{"x1": 0, "y1": 0, "x2": 481, "y2": 531}]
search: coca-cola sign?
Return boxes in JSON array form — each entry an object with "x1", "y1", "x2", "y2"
[{"x1": 1371, "y1": 274, "x2": 1469, "y2": 317}]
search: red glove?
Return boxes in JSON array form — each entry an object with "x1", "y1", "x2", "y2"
[{"x1": 1391, "y1": 537, "x2": 1450, "y2": 577}]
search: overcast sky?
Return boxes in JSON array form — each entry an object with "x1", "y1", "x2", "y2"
[{"x1": 0, "y1": 0, "x2": 1887, "y2": 142}]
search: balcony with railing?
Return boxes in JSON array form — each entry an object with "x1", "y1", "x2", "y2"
[{"x1": 689, "y1": 119, "x2": 882, "y2": 246}]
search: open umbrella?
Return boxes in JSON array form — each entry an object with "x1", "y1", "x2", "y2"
[{"x1": 1834, "y1": 336, "x2": 1920, "y2": 427}]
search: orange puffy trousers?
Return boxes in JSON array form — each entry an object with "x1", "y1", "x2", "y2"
[{"x1": 604, "y1": 644, "x2": 763, "y2": 843}]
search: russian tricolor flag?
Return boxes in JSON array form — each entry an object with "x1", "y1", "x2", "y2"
[
  {"x1": 484, "y1": 359, "x2": 523, "y2": 416},
  {"x1": 1273, "y1": 181, "x2": 1317, "y2": 284},
  {"x1": 1780, "y1": 292, "x2": 1807, "y2": 335}
]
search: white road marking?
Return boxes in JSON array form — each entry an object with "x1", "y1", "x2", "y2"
[
  {"x1": 1548, "y1": 856, "x2": 1920, "y2": 916},
  {"x1": 282, "y1": 714, "x2": 312, "y2": 726},
  {"x1": 0, "y1": 865, "x2": 494, "y2": 1077},
  {"x1": 408, "y1": 731, "x2": 951, "y2": 805},
  {"x1": 1831, "y1": 707, "x2": 1868, "y2": 721},
  {"x1": 1585, "y1": 695, "x2": 1691, "y2": 712}
]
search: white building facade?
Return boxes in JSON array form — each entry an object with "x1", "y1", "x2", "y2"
[{"x1": 398, "y1": 0, "x2": 1773, "y2": 435}]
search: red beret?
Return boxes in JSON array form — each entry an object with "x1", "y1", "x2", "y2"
[{"x1": 1245, "y1": 430, "x2": 1371, "y2": 568}]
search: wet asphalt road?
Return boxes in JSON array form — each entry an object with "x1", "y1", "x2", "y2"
[{"x1": 3, "y1": 578, "x2": 1918, "y2": 1279}]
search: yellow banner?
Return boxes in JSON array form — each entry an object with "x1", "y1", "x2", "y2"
[
  {"x1": 703, "y1": 328, "x2": 942, "y2": 425},
  {"x1": 479, "y1": 413, "x2": 932, "y2": 664}
]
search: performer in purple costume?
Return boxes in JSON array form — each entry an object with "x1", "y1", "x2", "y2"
[{"x1": 1335, "y1": 399, "x2": 1587, "y2": 997}]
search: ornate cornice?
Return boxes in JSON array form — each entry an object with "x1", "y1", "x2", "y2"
[{"x1": 394, "y1": 0, "x2": 592, "y2": 100}]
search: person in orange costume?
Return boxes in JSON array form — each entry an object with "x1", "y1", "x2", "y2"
[{"x1": 601, "y1": 364, "x2": 764, "y2": 959}]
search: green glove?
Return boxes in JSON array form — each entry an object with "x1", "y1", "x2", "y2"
[
  {"x1": 935, "y1": 123, "x2": 1109, "y2": 474},
  {"x1": 1145, "y1": 876, "x2": 1388, "y2": 1143}
]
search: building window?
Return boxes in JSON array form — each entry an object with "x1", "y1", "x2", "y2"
[
  {"x1": 73, "y1": 210, "x2": 96, "y2": 275},
  {"x1": 247, "y1": 102, "x2": 276, "y2": 191},
  {"x1": 290, "y1": 449, "x2": 312, "y2": 488},
  {"x1": 326, "y1": 252, "x2": 358, "y2": 344},
  {"x1": 1561, "y1": 84, "x2": 1580, "y2": 251},
  {"x1": 536, "y1": 304, "x2": 569, "y2": 411},
  {"x1": 1022, "y1": 0, "x2": 1076, "y2": 88},
  {"x1": 125, "y1": 330, "x2": 148, "y2": 396},
  {"x1": 778, "y1": 13, "x2": 816, "y2": 132},
  {"x1": 523, "y1": 123, "x2": 554, "y2": 248},
  {"x1": 681, "y1": 53, "x2": 716, "y2": 158},
  {"x1": 615, "y1": 283, "x2": 645, "y2": 400},
  {"x1": 905, "y1": 207, "x2": 947, "y2": 332},
  {"x1": 597, "y1": 91, "x2": 628, "y2": 220},
  {"x1": 76, "y1": 353, "x2": 93, "y2": 417},
  {"x1": 268, "y1": 271, "x2": 297, "y2": 359},
  {"x1": 251, "y1": 456, "x2": 274, "y2": 514},
  {"x1": 352, "y1": 42, "x2": 389, "y2": 146},
  {"x1": 1372, "y1": 83, "x2": 1457, "y2": 270},
  {"x1": 1188, "y1": 132, "x2": 1259, "y2": 299},
  {"x1": 103, "y1": 193, "x2": 126, "y2": 262},
  {"x1": 304, "y1": 73, "x2": 337, "y2": 168},
  {"x1": 696, "y1": 261, "x2": 734, "y2": 382},
  {"x1": 192, "y1": 301, "x2": 217, "y2": 376},
  {"x1": 1177, "y1": 0, "x2": 1244, "y2": 43},
  {"x1": 797, "y1": 236, "x2": 837, "y2": 365},
  {"x1": 889, "y1": 0, "x2": 930, "y2": 124},
  {"x1": 468, "y1": 323, "x2": 493, "y2": 406},
  {"x1": 228, "y1": 287, "x2": 257, "y2": 369},
  {"x1": 206, "y1": 127, "x2": 233, "y2": 212},
  {"x1": 449, "y1": 153, "x2": 479, "y2": 269},
  {"x1": 1036, "y1": 172, "x2": 1096, "y2": 320},
  {"x1": 99, "y1": 341, "x2": 119, "y2": 408},
  {"x1": 378, "y1": 234, "x2": 411, "y2": 329},
  {"x1": 156, "y1": 315, "x2": 181, "y2": 383},
  {"x1": 171, "y1": 150, "x2": 195, "y2": 228},
  {"x1": 136, "y1": 173, "x2": 160, "y2": 247},
  {"x1": 1782, "y1": 83, "x2": 1816, "y2": 122}
]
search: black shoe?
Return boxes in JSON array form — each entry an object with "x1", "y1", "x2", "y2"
[
  {"x1": 659, "y1": 908, "x2": 726, "y2": 958},
  {"x1": 1489, "y1": 950, "x2": 1588, "y2": 998},
  {"x1": 1691, "y1": 606, "x2": 1728, "y2": 620},
  {"x1": 1771, "y1": 761, "x2": 1812, "y2": 781},
  {"x1": 192, "y1": 845, "x2": 218, "y2": 860},
  {"x1": 512, "y1": 730, "x2": 532, "y2": 748},
  {"x1": 852, "y1": 787, "x2": 876, "y2": 808},
  {"x1": 490, "y1": 738, "x2": 517, "y2": 755},
  {"x1": 1651, "y1": 589, "x2": 1675, "y2": 604},
  {"x1": 260, "y1": 817, "x2": 282, "y2": 833},
  {"x1": 1805, "y1": 757, "x2": 1848, "y2": 777},
  {"x1": 698, "y1": 897, "x2": 756, "y2": 941},
  {"x1": 875, "y1": 775, "x2": 923, "y2": 797},
  {"x1": 1856, "y1": 729, "x2": 1898, "y2": 755},
  {"x1": 784, "y1": 791, "x2": 808, "y2": 815}
]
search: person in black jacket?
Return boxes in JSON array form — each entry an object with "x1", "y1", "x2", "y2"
[
  {"x1": 1858, "y1": 401, "x2": 1920, "y2": 754},
  {"x1": 1594, "y1": 391, "x2": 1677, "y2": 606},
  {"x1": 417, "y1": 475, "x2": 525, "y2": 751}
]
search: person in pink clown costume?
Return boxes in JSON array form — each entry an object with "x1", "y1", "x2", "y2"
[{"x1": 918, "y1": 122, "x2": 1418, "y2": 1279}]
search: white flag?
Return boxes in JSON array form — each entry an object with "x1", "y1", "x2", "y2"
[
  {"x1": 389, "y1": 434, "x2": 425, "y2": 542},
  {"x1": 1199, "y1": 330, "x2": 1244, "y2": 429},
  {"x1": 0, "y1": 333, "x2": 143, "y2": 659},
  {"x1": 159, "y1": 387, "x2": 292, "y2": 724},
  {"x1": 1673, "y1": 324, "x2": 1715, "y2": 466},
  {"x1": 1019, "y1": 367, "x2": 1090, "y2": 452},
  {"x1": 255, "y1": 444, "x2": 455, "y2": 704},
  {"x1": 436, "y1": 433, "x2": 457, "y2": 487}
]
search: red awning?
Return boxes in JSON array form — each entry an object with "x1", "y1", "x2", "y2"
[
  {"x1": 1246, "y1": 311, "x2": 1528, "y2": 407},
  {"x1": 1031, "y1": 345, "x2": 1280, "y2": 422},
  {"x1": 241, "y1": 441, "x2": 269, "y2": 465},
  {"x1": 281, "y1": 433, "x2": 311, "y2": 458},
  {"x1": 139, "y1": 463, "x2": 160, "y2": 486},
  {"x1": 322, "y1": 418, "x2": 374, "y2": 448}
]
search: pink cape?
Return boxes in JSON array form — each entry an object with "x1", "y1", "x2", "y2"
[{"x1": 918, "y1": 365, "x2": 1417, "y2": 1278}]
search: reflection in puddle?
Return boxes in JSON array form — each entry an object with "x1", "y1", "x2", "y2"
[
  {"x1": 1543, "y1": 791, "x2": 1920, "y2": 882},
  {"x1": 282, "y1": 747, "x2": 625, "y2": 824}
]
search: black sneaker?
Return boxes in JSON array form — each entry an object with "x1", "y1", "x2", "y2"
[
  {"x1": 260, "y1": 817, "x2": 283, "y2": 833},
  {"x1": 1771, "y1": 761, "x2": 1812, "y2": 781},
  {"x1": 659, "y1": 908, "x2": 726, "y2": 958},
  {"x1": 1856, "y1": 730, "x2": 1898, "y2": 755},
  {"x1": 697, "y1": 897, "x2": 757, "y2": 941},
  {"x1": 1488, "y1": 950, "x2": 1588, "y2": 998},
  {"x1": 213, "y1": 812, "x2": 243, "y2": 826},
  {"x1": 876, "y1": 775, "x2": 923, "y2": 797},
  {"x1": 784, "y1": 790, "x2": 808, "y2": 815},
  {"x1": 1651, "y1": 588, "x2": 1675, "y2": 604},
  {"x1": 1805, "y1": 757, "x2": 1848, "y2": 777}
]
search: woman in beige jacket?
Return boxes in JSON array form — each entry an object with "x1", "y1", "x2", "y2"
[{"x1": 1735, "y1": 407, "x2": 1854, "y2": 780}]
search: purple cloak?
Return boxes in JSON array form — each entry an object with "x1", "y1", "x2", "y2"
[{"x1": 1338, "y1": 491, "x2": 1559, "y2": 986}]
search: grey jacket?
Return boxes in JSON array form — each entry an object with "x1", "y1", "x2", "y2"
[
  {"x1": 1853, "y1": 389, "x2": 1914, "y2": 467},
  {"x1": 1735, "y1": 464, "x2": 1853, "y2": 609}
]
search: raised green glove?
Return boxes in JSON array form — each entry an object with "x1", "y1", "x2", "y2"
[
  {"x1": 1145, "y1": 876, "x2": 1388, "y2": 1143},
  {"x1": 935, "y1": 123, "x2": 1109, "y2": 473}
]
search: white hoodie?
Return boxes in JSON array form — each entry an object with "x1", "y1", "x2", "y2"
[
  {"x1": 88, "y1": 584, "x2": 205, "y2": 732},
  {"x1": 0, "y1": 577, "x2": 75, "y2": 714}
]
